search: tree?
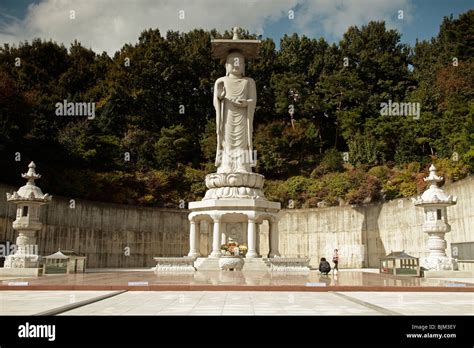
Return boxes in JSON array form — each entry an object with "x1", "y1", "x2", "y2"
[
  {"x1": 154, "y1": 125, "x2": 195, "y2": 170},
  {"x1": 254, "y1": 119, "x2": 321, "y2": 178},
  {"x1": 0, "y1": 15, "x2": 472, "y2": 206}
]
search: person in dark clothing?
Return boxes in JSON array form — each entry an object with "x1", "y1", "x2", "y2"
[{"x1": 319, "y1": 257, "x2": 331, "y2": 275}]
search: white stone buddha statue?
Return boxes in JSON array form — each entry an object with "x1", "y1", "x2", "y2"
[{"x1": 213, "y1": 50, "x2": 257, "y2": 173}]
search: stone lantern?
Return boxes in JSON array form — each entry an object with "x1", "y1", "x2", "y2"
[
  {"x1": 3, "y1": 162, "x2": 52, "y2": 275},
  {"x1": 412, "y1": 164, "x2": 457, "y2": 271}
]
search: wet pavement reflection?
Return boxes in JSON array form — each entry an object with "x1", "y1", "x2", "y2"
[{"x1": 2, "y1": 270, "x2": 472, "y2": 288}]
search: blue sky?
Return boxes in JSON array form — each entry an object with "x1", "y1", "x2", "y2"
[
  {"x1": 264, "y1": 0, "x2": 473, "y2": 44},
  {"x1": 0, "y1": 0, "x2": 472, "y2": 54}
]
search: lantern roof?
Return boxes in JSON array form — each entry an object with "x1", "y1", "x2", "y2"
[
  {"x1": 412, "y1": 164, "x2": 457, "y2": 206},
  {"x1": 6, "y1": 162, "x2": 52, "y2": 203},
  {"x1": 424, "y1": 164, "x2": 443, "y2": 185}
]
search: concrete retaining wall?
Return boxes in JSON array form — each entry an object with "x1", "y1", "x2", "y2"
[
  {"x1": 278, "y1": 176, "x2": 474, "y2": 269},
  {"x1": 1, "y1": 175, "x2": 472, "y2": 269},
  {"x1": 0, "y1": 185, "x2": 189, "y2": 268}
]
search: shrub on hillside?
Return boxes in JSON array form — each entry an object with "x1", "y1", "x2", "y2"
[
  {"x1": 433, "y1": 157, "x2": 470, "y2": 183},
  {"x1": 136, "y1": 170, "x2": 171, "y2": 205},
  {"x1": 367, "y1": 165, "x2": 392, "y2": 181},
  {"x1": 382, "y1": 163, "x2": 420, "y2": 199},
  {"x1": 93, "y1": 171, "x2": 139, "y2": 204},
  {"x1": 311, "y1": 148, "x2": 344, "y2": 178},
  {"x1": 183, "y1": 166, "x2": 207, "y2": 199},
  {"x1": 345, "y1": 174, "x2": 382, "y2": 205},
  {"x1": 263, "y1": 179, "x2": 289, "y2": 206}
]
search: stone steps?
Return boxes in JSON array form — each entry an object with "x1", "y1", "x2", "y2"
[
  {"x1": 242, "y1": 258, "x2": 270, "y2": 272},
  {"x1": 194, "y1": 257, "x2": 220, "y2": 271}
]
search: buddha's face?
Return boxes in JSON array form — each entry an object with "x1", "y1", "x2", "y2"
[{"x1": 226, "y1": 52, "x2": 245, "y2": 76}]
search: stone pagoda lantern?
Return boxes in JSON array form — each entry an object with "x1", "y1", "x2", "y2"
[
  {"x1": 412, "y1": 164, "x2": 458, "y2": 271},
  {"x1": 3, "y1": 162, "x2": 52, "y2": 275}
]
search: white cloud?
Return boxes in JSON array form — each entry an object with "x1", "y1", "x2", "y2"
[
  {"x1": 0, "y1": 0, "x2": 413, "y2": 55},
  {"x1": 294, "y1": 0, "x2": 414, "y2": 38}
]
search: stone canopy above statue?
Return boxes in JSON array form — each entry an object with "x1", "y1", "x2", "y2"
[{"x1": 211, "y1": 27, "x2": 261, "y2": 59}]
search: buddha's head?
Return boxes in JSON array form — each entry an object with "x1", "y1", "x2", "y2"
[{"x1": 225, "y1": 50, "x2": 245, "y2": 77}]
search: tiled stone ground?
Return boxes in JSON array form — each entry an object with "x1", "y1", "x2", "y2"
[
  {"x1": 0, "y1": 290, "x2": 113, "y2": 315},
  {"x1": 342, "y1": 291, "x2": 474, "y2": 316},
  {"x1": 0, "y1": 290, "x2": 472, "y2": 315}
]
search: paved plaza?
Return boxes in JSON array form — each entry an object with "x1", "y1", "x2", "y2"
[
  {"x1": 1, "y1": 269, "x2": 473, "y2": 290},
  {"x1": 0, "y1": 290, "x2": 472, "y2": 316},
  {"x1": 1, "y1": 270, "x2": 472, "y2": 316}
]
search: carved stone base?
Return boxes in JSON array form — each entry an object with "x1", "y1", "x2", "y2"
[
  {"x1": 204, "y1": 172, "x2": 266, "y2": 200},
  {"x1": 421, "y1": 256, "x2": 458, "y2": 271},
  {"x1": 4, "y1": 254, "x2": 40, "y2": 269},
  {"x1": 206, "y1": 172, "x2": 264, "y2": 189},
  {"x1": 204, "y1": 186, "x2": 266, "y2": 200},
  {"x1": 153, "y1": 257, "x2": 196, "y2": 272}
]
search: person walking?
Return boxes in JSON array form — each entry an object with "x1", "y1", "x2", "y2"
[
  {"x1": 319, "y1": 257, "x2": 331, "y2": 275},
  {"x1": 332, "y1": 249, "x2": 339, "y2": 273}
]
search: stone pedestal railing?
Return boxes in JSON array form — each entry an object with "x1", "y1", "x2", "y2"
[
  {"x1": 266, "y1": 257, "x2": 311, "y2": 272},
  {"x1": 154, "y1": 257, "x2": 196, "y2": 273}
]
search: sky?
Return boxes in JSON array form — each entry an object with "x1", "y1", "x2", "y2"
[{"x1": 0, "y1": 0, "x2": 472, "y2": 55}]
